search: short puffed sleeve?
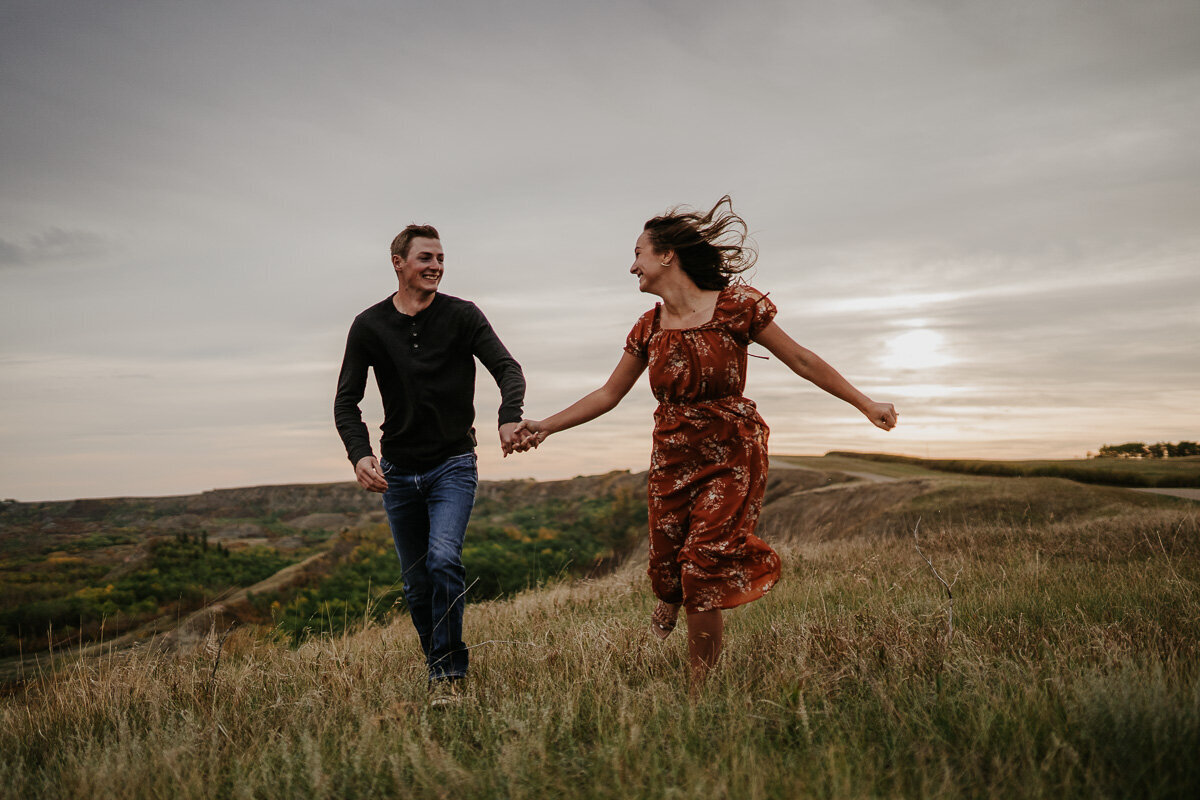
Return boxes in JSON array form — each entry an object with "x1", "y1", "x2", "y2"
[
  {"x1": 624, "y1": 308, "x2": 655, "y2": 360},
  {"x1": 724, "y1": 285, "x2": 777, "y2": 342}
]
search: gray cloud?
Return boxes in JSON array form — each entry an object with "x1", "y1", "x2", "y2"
[
  {"x1": 27, "y1": 227, "x2": 110, "y2": 259},
  {"x1": 0, "y1": 238, "x2": 23, "y2": 266},
  {"x1": 0, "y1": 227, "x2": 112, "y2": 267},
  {"x1": 2, "y1": 0, "x2": 1199, "y2": 499}
]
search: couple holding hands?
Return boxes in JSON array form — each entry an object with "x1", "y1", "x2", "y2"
[{"x1": 334, "y1": 197, "x2": 896, "y2": 700}]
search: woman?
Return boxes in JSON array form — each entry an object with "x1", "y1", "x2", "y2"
[{"x1": 517, "y1": 197, "x2": 897, "y2": 690}]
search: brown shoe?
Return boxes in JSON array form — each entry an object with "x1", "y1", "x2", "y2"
[
  {"x1": 650, "y1": 601, "x2": 680, "y2": 640},
  {"x1": 428, "y1": 678, "x2": 463, "y2": 708}
]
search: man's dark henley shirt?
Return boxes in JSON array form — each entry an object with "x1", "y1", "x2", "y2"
[{"x1": 334, "y1": 293, "x2": 525, "y2": 474}]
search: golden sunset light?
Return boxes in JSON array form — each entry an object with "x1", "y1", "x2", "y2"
[{"x1": 884, "y1": 328, "x2": 953, "y2": 371}]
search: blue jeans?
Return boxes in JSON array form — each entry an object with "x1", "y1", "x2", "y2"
[{"x1": 380, "y1": 452, "x2": 477, "y2": 682}]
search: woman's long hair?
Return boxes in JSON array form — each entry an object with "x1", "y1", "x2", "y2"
[{"x1": 642, "y1": 195, "x2": 756, "y2": 290}]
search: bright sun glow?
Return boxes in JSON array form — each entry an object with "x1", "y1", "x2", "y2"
[{"x1": 885, "y1": 329, "x2": 952, "y2": 370}]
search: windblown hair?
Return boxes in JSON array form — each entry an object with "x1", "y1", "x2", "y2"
[
  {"x1": 390, "y1": 224, "x2": 440, "y2": 259},
  {"x1": 642, "y1": 195, "x2": 756, "y2": 290}
]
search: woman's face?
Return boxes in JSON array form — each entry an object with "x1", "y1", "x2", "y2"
[{"x1": 630, "y1": 231, "x2": 670, "y2": 294}]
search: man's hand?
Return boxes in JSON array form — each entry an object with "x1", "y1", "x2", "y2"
[
  {"x1": 499, "y1": 421, "x2": 539, "y2": 456},
  {"x1": 355, "y1": 455, "x2": 388, "y2": 492}
]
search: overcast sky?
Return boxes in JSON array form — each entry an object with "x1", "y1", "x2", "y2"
[{"x1": 2, "y1": 0, "x2": 1198, "y2": 501}]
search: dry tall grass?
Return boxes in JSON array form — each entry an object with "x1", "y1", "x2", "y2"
[{"x1": 2, "y1": 477, "x2": 1198, "y2": 799}]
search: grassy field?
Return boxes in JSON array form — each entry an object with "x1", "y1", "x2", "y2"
[{"x1": 2, "y1": 470, "x2": 1198, "y2": 798}]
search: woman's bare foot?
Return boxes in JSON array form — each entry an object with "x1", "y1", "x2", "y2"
[{"x1": 686, "y1": 609, "x2": 725, "y2": 698}]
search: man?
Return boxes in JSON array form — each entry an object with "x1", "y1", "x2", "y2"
[{"x1": 334, "y1": 224, "x2": 529, "y2": 700}]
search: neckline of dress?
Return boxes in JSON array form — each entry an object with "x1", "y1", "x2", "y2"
[{"x1": 655, "y1": 286, "x2": 727, "y2": 332}]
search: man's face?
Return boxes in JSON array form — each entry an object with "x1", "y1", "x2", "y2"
[{"x1": 393, "y1": 237, "x2": 444, "y2": 293}]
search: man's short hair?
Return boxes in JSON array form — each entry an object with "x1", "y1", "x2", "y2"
[{"x1": 391, "y1": 224, "x2": 440, "y2": 260}]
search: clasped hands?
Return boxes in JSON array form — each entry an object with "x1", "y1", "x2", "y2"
[{"x1": 498, "y1": 420, "x2": 548, "y2": 457}]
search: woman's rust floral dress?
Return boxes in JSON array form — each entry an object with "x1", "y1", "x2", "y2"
[{"x1": 624, "y1": 284, "x2": 781, "y2": 612}]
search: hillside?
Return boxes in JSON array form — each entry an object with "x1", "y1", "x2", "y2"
[
  {"x1": 2, "y1": 461, "x2": 1196, "y2": 797},
  {"x1": 0, "y1": 466, "x2": 846, "y2": 675}
]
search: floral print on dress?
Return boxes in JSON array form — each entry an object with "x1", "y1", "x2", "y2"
[{"x1": 624, "y1": 285, "x2": 781, "y2": 612}]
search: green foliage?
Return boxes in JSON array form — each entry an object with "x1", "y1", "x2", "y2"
[
  {"x1": 1097, "y1": 440, "x2": 1200, "y2": 459},
  {"x1": 264, "y1": 488, "x2": 648, "y2": 643},
  {"x1": 0, "y1": 536, "x2": 292, "y2": 656},
  {"x1": 114, "y1": 535, "x2": 291, "y2": 607},
  {"x1": 69, "y1": 531, "x2": 139, "y2": 550},
  {"x1": 464, "y1": 487, "x2": 647, "y2": 598},
  {"x1": 264, "y1": 542, "x2": 405, "y2": 643}
]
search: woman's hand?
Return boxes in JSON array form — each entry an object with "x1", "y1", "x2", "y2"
[
  {"x1": 864, "y1": 402, "x2": 898, "y2": 431},
  {"x1": 500, "y1": 422, "x2": 539, "y2": 456},
  {"x1": 514, "y1": 419, "x2": 550, "y2": 447}
]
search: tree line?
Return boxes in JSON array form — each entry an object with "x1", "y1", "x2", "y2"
[{"x1": 1092, "y1": 441, "x2": 1200, "y2": 459}]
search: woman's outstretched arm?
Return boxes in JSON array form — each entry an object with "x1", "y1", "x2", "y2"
[
  {"x1": 518, "y1": 352, "x2": 648, "y2": 442},
  {"x1": 753, "y1": 321, "x2": 898, "y2": 431}
]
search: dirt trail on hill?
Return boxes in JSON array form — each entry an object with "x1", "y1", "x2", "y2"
[{"x1": 1132, "y1": 487, "x2": 1200, "y2": 501}]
